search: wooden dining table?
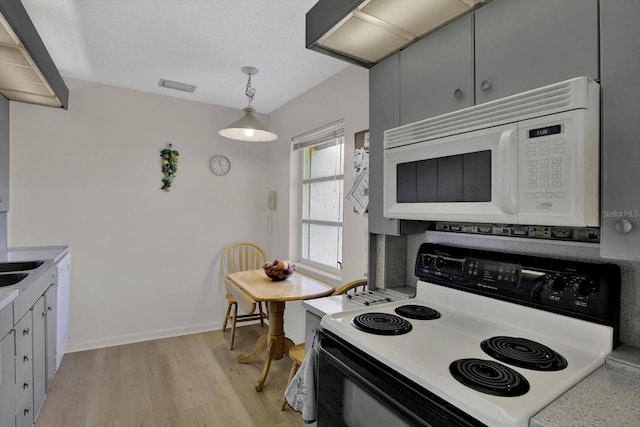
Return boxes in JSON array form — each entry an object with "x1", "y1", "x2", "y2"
[{"x1": 225, "y1": 269, "x2": 335, "y2": 391}]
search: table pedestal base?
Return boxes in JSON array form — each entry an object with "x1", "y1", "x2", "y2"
[{"x1": 237, "y1": 301, "x2": 295, "y2": 391}]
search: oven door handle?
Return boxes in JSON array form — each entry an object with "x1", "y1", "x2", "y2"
[{"x1": 497, "y1": 128, "x2": 518, "y2": 214}]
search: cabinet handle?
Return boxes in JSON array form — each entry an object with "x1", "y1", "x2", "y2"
[
  {"x1": 42, "y1": 311, "x2": 47, "y2": 318},
  {"x1": 22, "y1": 328, "x2": 30, "y2": 336},
  {"x1": 614, "y1": 219, "x2": 633, "y2": 234},
  {"x1": 23, "y1": 381, "x2": 29, "y2": 389},
  {"x1": 480, "y1": 79, "x2": 493, "y2": 91},
  {"x1": 453, "y1": 88, "x2": 463, "y2": 99},
  {"x1": 23, "y1": 355, "x2": 29, "y2": 362},
  {"x1": 24, "y1": 407, "x2": 30, "y2": 416},
  {"x1": 47, "y1": 306, "x2": 53, "y2": 312}
]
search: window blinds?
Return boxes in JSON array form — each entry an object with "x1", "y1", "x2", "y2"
[{"x1": 292, "y1": 119, "x2": 345, "y2": 151}]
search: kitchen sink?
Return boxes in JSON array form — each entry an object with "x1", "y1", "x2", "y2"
[
  {"x1": 0, "y1": 273, "x2": 28, "y2": 287},
  {"x1": 0, "y1": 261, "x2": 44, "y2": 273}
]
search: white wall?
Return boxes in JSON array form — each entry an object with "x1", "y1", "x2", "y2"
[
  {"x1": 266, "y1": 66, "x2": 369, "y2": 342},
  {"x1": 9, "y1": 79, "x2": 271, "y2": 351}
]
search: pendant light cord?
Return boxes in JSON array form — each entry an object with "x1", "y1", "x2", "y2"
[{"x1": 245, "y1": 74, "x2": 255, "y2": 108}]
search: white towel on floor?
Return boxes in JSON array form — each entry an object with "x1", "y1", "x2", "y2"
[{"x1": 284, "y1": 344, "x2": 318, "y2": 424}]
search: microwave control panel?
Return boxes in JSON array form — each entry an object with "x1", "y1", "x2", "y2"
[{"x1": 518, "y1": 114, "x2": 575, "y2": 215}]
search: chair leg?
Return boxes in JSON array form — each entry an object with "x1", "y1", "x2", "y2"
[
  {"x1": 281, "y1": 361, "x2": 301, "y2": 410},
  {"x1": 222, "y1": 301, "x2": 232, "y2": 332},
  {"x1": 259, "y1": 301, "x2": 266, "y2": 327},
  {"x1": 229, "y1": 302, "x2": 238, "y2": 350}
]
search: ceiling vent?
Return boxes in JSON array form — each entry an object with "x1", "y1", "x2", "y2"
[
  {"x1": 158, "y1": 79, "x2": 197, "y2": 93},
  {"x1": 306, "y1": 0, "x2": 489, "y2": 68},
  {"x1": 0, "y1": 1, "x2": 68, "y2": 109}
]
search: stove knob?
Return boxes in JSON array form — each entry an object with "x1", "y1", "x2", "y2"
[
  {"x1": 549, "y1": 275, "x2": 566, "y2": 292},
  {"x1": 422, "y1": 255, "x2": 433, "y2": 268},
  {"x1": 573, "y1": 279, "x2": 595, "y2": 297},
  {"x1": 435, "y1": 257, "x2": 445, "y2": 269}
]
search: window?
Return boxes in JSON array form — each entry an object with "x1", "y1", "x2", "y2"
[{"x1": 293, "y1": 120, "x2": 345, "y2": 274}]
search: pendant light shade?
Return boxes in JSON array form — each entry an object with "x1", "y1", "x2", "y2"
[
  {"x1": 219, "y1": 66, "x2": 278, "y2": 142},
  {"x1": 219, "y1": 107, "x2": 278, "y2": 142}
]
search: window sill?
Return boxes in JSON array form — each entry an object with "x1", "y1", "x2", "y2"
[{"x1": 294, "y1": 263, "x2": 342, "y2": 288}]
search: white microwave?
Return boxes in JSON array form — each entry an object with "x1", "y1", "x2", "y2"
[{"x1": 383, "y1": 77, "x2": 600, "y2": 227}]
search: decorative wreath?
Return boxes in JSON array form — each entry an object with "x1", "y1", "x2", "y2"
[{"x1": 160, "y1": 144, "x2": 179, "y2": 191}]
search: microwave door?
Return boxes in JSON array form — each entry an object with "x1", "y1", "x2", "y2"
[{"x1": 384, "y1": 124, "x2": 518, "y2": 223}]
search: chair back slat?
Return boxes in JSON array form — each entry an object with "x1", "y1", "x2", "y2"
[{"x1": 221, "y1": 241, "x2": 267, "y2": 277}]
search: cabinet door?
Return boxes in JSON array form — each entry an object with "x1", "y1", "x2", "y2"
[
  {"x1": 45, "y1": 284, "x2": 57, "y2": 391},
  {"x1": 369, "y1": 53, "x2": 401, "y2": 236},
  {"x1": 600, "y1": 0, "x2": 640, "y2": 260},
  {"x1": 400, "y1": 14, "x2": 474, "y2": 125},
  {"x1": 475, "y1": 0, "x2": 598, "y2": 104},
  {"x1": 0, "y1": 95, "x2": 8, "y2": 212},
  {"x1": 32, "y1": 296, "x2": 46, "y2": 419},
  {"x1": 305, "y1": 311, "x2": 321, "y2": 351},
  {"x1": 0, "y1": 331, "x2": 15, "y2": 427}
]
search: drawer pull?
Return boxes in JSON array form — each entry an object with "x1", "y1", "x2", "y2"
[
  {"x1": 47, "y1": 306, "x2": 53, "y2": 312},
  {"x1": 22, "y1": 328, "x2": 30, "y2": 336},
  {"x1": 23, "y1": 381, "x2": 29, "y2": 389},
  {"x1": 23, "y1": 355, "x2": 29, "y2": 362}
]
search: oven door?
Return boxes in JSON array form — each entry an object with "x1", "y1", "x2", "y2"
[
  {"x1": 316, "y1": 330, "x2": 485, "y2": 427},
  {"x1": 383, "y1": 123, "x2": 518, "y2": 223}
]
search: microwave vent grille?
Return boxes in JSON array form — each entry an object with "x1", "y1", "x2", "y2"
[{"x1": 385, "y1": 77, "x2": 593, "y2": 149}]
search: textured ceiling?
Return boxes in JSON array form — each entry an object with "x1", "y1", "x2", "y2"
[{"x1": 21, "y1": 0, "x2": 350, "y2": 113}]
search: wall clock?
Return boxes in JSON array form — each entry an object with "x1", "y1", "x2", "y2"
[{"x1": 209, "y1": 155, "x2": 231, "y2": 176}]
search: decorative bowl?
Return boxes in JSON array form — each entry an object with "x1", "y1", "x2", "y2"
[{"x1": 263, "y1": 259, "x2": 296, "y2": 281}]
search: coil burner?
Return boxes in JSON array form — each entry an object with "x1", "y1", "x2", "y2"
[
  {"x1": 351, "y1": 312, "x2": 413, "y2": 336},
  {"x1": 449, "y1": 358, "x2": 530, "y2": 397}
]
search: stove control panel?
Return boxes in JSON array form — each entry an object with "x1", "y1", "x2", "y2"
[{"x1": 415, "y1": 243, "x2": 620, "y2": 329}]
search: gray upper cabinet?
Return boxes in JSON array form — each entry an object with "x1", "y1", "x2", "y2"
[
  {"x1": 0, "y1": 95, "x2": 9, "y2": 212},
  {"x1": 400, "y1": 14, "x2": 474, "y2": 126},
  {"x1": 475, "y1": 0, "x2": 599, "y2": 104},
  {"x1": 600, "y1": 0, "x2": 640, "y2": 260},
  {"x1": 369, "y1": 53, "x2": 401, "y2": 236}
]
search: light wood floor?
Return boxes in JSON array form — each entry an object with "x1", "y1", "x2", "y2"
[{"x1": 35, "y1": 325, "x2": 303, "y2": 427}]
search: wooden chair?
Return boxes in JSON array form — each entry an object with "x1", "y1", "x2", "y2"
[
  {"x1": 281, "y1": 279, "x2": 367, "y2": 410},
  {"x1": 221, "y1": 242, "x2": 268, "y2": 350},
  {"x1": 333, "y1": 278, "x2": 368, "y2": 295}
]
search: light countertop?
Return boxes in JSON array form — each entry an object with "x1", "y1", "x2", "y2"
[
  {"x1": 0, "y1": 245, "x2": 69, "y2": 263},
  {"x1": 0, "y1": 245, "x2": 69, "y2": 312},
  {"x1": 530, "y1": 344, "x2": 640, "y2": 427}
]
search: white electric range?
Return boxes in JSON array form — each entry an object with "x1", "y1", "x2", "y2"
[{"x1": 316, "y1": 244, "x2": 620, "y2": 427}]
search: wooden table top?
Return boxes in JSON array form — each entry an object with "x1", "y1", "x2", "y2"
[{"x1": 226, "y1": 269, "x2": 334, "y2": 302}]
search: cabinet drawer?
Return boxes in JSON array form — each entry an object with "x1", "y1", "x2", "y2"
[
  {"x1": 16, "y1": 352, "x2": 33, "y2": 402},
  {"x1": 15, "y1": 345, "x2": 32, "y2": 381},
  {"x1": 14, "y1": 311, "x2": 32, "y2": 355},
  {"x1": 16, "y1": 390, "x2": 34, "y2": 427}
]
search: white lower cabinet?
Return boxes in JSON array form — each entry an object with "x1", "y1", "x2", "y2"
[
  {"x1": 0, "y1": 329, "x2": 16, "y2": 427},
  {"x1": 0, "y1": 252, "x2": 70, "y2": 426},
  {"x1": 33, "y1": 294, "x2": 47, "y2": 420},
  {"x1": 15, "y1": 311, "x2": 33, "y2": 427}
]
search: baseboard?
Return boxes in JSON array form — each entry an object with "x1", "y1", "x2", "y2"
[{"x1": 65, "y1": 321, "x2": 224, "y2": 353}]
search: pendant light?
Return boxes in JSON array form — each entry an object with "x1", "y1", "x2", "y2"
[{"x1": 218, "y1": 66, "x2": 278, "y2": 142}]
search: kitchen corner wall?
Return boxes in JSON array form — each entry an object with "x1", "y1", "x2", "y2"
[
  {"x1": 0, "y1": 212, "x2": 6, "y2": 251},
  {"x1": 9, "y1": 79, "x2": 271, "y2": 351},
  {"x1": 266, "y1": 66, "x2": 369, "y2": 343}
]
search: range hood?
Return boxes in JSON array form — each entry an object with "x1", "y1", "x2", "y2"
[
  {"x1": 0, "y1": 0, "x2": 68, "y2": 109},
  {"x1": 306, "y1": 0, "x2": 489, "y2": 68}
]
